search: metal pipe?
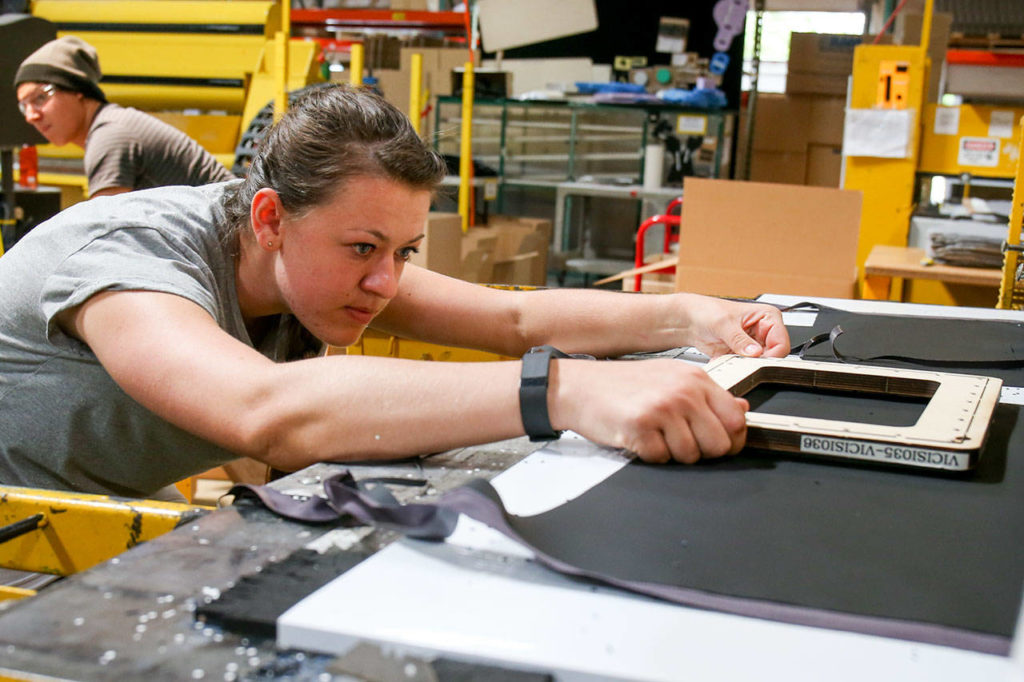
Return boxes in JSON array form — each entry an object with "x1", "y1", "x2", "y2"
[
  {"x1": 272, "y1": 0, "x2": 290, "y2": 122},
  {"x1": 0, "y1": 514, "x2": 45, "y2": 545},
  {"x1": 350, "y1": 42, "x2": 365, "y2": 87},
  {"x1": 740, "y1": 1, "x2": 764, "y2": 181},
  {"x1": 458, "y1": 62, "x2": 474, "y2": 232},
  {"x1": 919, "y1": 0, "x2": 934, "y2": 57},
  {"x1": 409, "y1": 53, "x2": 423, "y2": 136}
]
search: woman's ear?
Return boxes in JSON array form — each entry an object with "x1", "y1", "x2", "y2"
[{"x1": 250, "y1": 188, "x2": 283, "y2": 251}]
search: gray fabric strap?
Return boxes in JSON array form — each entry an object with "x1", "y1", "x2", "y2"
[{"x1": 231, "y1": 472, "x2": 457, "y2": 539}]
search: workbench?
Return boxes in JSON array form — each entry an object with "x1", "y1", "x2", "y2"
[
  {"x1": 862, "y1": 244, "x2": 1002, "y2": 301},
  {"x1": 1, "y1": 296, "x2": 1023, "y2": 682}
]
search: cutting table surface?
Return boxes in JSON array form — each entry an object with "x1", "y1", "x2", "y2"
[{"x1": 1, "y1": 296, "x2": 1023, "y2": 681}]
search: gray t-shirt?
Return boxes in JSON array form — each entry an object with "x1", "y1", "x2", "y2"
[
  {"x1": 0, "y1": 181, "x2": 254, "y2": 498},
  {"x1": 85, "y1": 103, "x2": 235, "y2": 197}
]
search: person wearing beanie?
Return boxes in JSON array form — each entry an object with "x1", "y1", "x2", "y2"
[{"x1": 14, "y1": 36, "x2": 234, "y2": 198}]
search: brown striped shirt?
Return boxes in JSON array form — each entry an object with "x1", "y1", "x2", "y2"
[{"x1": 84, "y1": 103, "x2": 235, "y2": 196}]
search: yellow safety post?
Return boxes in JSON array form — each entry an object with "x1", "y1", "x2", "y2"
[
  {"x1": 272, "y1": 0, "x2": 290, "y2": 122},
  {"x1": 350, "y1": 42, "x2": 364, "y2": 87},
  {"x1": 998, "y1": 115, "x2": 1024, "y2": 310},
  {"x1": 458, "y1": 62, "x2": 474, "y2": 232},
  {"x1": 409, "y1": 53, "x2": 424, "y2": 136}
]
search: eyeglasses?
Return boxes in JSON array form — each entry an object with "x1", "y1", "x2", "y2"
[{"x1": 17, "y1": 84, "x2": 57, "y2": 116}]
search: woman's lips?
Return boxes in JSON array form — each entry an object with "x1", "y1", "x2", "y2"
[{"x1": 344, "y1": 306, "x2": 375, "y2": 325}]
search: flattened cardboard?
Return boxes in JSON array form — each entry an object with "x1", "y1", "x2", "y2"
[{"x1": 674, "y1": 178, "x2": 861, "y2": 299}]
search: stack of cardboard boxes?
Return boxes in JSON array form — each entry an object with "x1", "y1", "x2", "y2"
[
  {"x1": 411, "y1": 213, "x2": 552, "y2": 287},
  {"x1": 747, "y1": 33, "x2": 857, "y2": 188}
]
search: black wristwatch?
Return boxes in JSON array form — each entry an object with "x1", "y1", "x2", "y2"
[{"x1": 519, "y1": 345, "x2": 570, "y2": 441}]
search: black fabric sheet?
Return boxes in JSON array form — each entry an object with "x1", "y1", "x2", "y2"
[
  {"x1": 787, "y1": 307, "x2": 1024, "y2": 386},
  {"x1": 505, "y1": 403, "x2": 1024, "y2": 654},
  {"x1": 239, "y1": 403, "x2": 1024, "y2": 655},
  {"x1": 238, "y1": 307, "x2": 1024, "y2": 655}
]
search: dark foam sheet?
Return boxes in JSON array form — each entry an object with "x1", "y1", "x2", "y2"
[
  {"x1": 506, "y1": 403, "x2": 1024, "y2": 647},
  {"x1": 788, "y1": 308, "x2": 1024, "y2": 385}
]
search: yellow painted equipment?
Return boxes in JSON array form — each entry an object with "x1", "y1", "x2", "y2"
[
  {"x1": 998, "y1": 115, "x2": 1024, "y2": 310},
  {"x1": 843, "y1": 43, "x2": 929, "y2": 291},
  {"x1": 33, "y1": 0, "x2": 281, "y2": 114},
  {"x1": 918, "y1": 103, "x2": 1024, "y2": 179},
  {"x1": 29, "y1": 0, "x2": 323, "y2": 188},
  {"x1": 341, "y1": 328, "x2": 510, "y2": 362},
  {"x1": 0, "y1": 485, "x2": 202, "y2": 598}
]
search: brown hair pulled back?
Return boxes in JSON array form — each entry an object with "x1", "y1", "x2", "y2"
[{"x1": 223, "y1": 83, "x2": 446, "y2": 249}]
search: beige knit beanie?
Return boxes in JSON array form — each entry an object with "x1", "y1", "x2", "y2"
[{"x1": 14, "y1": 36, "x2": 107, "y2": 102}]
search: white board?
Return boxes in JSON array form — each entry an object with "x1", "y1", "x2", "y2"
[{"x1": 477, "y1": 0, "x2": 598, "y2": 52}]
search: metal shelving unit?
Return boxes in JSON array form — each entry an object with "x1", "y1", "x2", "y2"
[{"x1": 434, "y1": 97, "x2": 735, "y2": 277}]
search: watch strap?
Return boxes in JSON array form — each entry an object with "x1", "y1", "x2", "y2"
[{"x1": 519, "y1": 345, "x2": 569, "y2": 441}]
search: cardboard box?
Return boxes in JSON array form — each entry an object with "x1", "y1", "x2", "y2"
[
  {"x1": 807, "y1": 95, "x2": 846, "y2": 146},
  {"x1": 749, "y1": 150, "x2": 807, "y2": 185},
  {"x1": 786, "y1": 71, "x2": 849, "y2": 97},
  {"x1": 410, "y1": 212, "x2": 464, "y2": 278},
  {"x1": 411, "y1": 212, "x2": 551, "y2": 286},
  {"x1": 788, "y1": 33, "x2": 864, "y2": 77},
  {"x1": 751, "y1": 94, "x2": 810, "y2": 152},
  {"x1": 785, "y1": 33, "x2": 889, "y2": 97},
  {"x1": 476, "y1": 215, "x2": 552, "y2": 286},
  {"x1": 805, "y1": 144, "x2": 843, "y2": 187},
  {"x1": 743, "y1": 94, "x2": 845, "y2": 187},
  {"x1": 674, "y1": 178, "x2": 862, "y2": 299},
  {"x1": 378, "y1": 47, "x2": 478, "y2": 139}
]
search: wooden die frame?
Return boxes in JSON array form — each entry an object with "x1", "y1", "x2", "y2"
[{"x1": 705, "y1": 355, "x2": 1004, "y2": 472}]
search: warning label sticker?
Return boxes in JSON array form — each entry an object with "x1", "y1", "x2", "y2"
[{"x1": 958, "y1": 137, "x2": 1000, "y2": 167}]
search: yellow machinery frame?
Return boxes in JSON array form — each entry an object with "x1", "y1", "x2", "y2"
[
  {"x1": 997, "y1": 115, "x2": 1024, "y2": 309},
  {"x1": 0, "y1": 486, "x2": 202, "y2": 601},
  {"x1": 30, "y1": 0, "x2": 321, "y2": 186},
  {"x1": 918, "y1": 103, "x2": 1024, "y2": 180},
  {"x1": 843, "y1": 40, "x2": 930, "y2": 295}
]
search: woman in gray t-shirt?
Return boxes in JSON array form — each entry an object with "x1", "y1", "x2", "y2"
[{"x1": 0, "y1": 84, "x2": 790, "y2": 499}]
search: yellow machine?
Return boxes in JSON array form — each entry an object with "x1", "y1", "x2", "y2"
[
  {"x1": 28, "y1": 0, "x2": 323, "y2": 199},
  {"x1": 918, "y1": 103, "x2": 1024, "y2": 180},
  {"x1": 0, "y1": 486, "x2": 202, "y2": 601},
  {"x1": 843, "y1": 12, "x2": 931, "y2": 297},
  {"x1": 844, "y1": 0, "x2": 1023, "y2": 307}
]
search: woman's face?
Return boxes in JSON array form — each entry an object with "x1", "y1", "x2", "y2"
[{"x1": 274, "y1": 175, "x2": 430, "y2": 347}]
